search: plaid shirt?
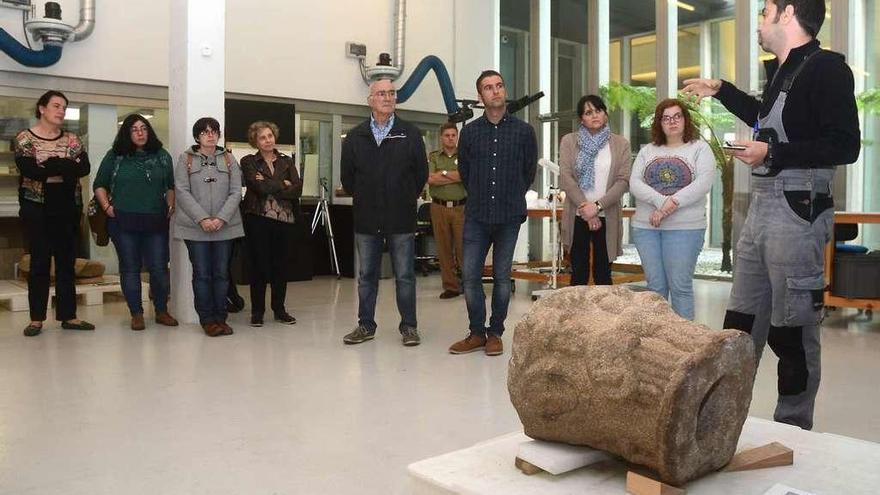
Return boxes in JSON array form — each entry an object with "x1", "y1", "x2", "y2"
[
  {"x1": 458, "y1": 113, "x2": 537, "y2": 224},
  {"x1": 370, "y1": 113, "x2": 395, "y2": 146}
]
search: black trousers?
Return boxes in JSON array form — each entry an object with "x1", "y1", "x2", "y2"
[
  {"x1": 21, "y1": 201, "x2": 80, "y2": 321},
  {"x1": 569, "y1": 216, "x2": 612, "y2": 286},
  {"x1": 244, "y1": 214, "x2": 294, "y2": 317}
]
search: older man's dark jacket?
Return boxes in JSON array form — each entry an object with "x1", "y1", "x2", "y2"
[{"x1": 341, "y1": 115, "x2": 428, "y2": 235}]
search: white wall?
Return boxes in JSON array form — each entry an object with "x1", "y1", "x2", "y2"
[
  {"x1": 0, "y1": 0, "x2": 170, "y2": 85},
  {"x1": 0, "y1": 0, "x2": 498, "y2": 114}
]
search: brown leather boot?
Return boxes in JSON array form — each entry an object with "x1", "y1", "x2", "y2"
[
  {"x1": 131, "y1": 314, "x2": 146, "y2": 331},
  {"x1": 155, "y1": 312, "x2": 179, "y2": 326},
  {"x1": 202, "y1": 323, "x2": 224, "y2": 337},
  {"x1": 449, "y1": 333, "x2": 487, "y2": 354},
  {"x1": 217, "y1": 321, "x2": 234, "y2": 335},
  {"x1": 485, "y1": 334, "x2": 504, "y2": 356}
]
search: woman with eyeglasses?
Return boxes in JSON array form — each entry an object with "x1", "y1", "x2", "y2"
[
  {"x1": 14, "y1": 90, "x2": 95, "y2": 337},
  {"x1": 558, "y1": 94, "x2": 632, "y2": 286},
  {"x1": 174, "y1": 117, "x2": 244, "y2": 337},
  {"x1": 629, "y1": 98, "x2": 716, "y2": 320},
  {"x1": 239, "y1": 121, "x2": 302, "y2": 327},
  {"x1": 93, "y1": 114, "x2": 178, "y2": 331}
]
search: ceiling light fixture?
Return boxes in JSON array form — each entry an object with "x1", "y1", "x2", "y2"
[{"x1": 677, "y1": 1, "x2": 696, "y2": 12}]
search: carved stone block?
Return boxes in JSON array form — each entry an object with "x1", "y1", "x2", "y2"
[{"x1": 508, "y1": 286, "x2": 756, "y2": 485}]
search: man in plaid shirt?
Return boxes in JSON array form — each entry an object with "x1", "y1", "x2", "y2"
[{"x1": 448, "y1": 70, "x2": 537, "y2": 357}]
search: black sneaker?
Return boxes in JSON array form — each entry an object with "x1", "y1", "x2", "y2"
[
  {"x1": 343, "y1": 325, "x2": 375, "y2": 345},
  {"x1": 250, "y1": 315, "x2": 263, "y2": 327},
  {"x1": 401, "y1": 327, "x2": 421, "y2": 346},
  {"x1": 274, "y1": 312, "x2": 297, "y2": 325},
  {"x1": 23, "y1": 324, "x2": 42, "y2": 337}
]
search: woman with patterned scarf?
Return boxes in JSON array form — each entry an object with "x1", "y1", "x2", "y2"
[{"x1": 559, "y1": 95, "x2": 632, "y2": 286}]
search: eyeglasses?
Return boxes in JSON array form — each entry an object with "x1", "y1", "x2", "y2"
[
  {"x1": 130, "y1": 126, "x2": 149, "y2": 134},
  {"x1": 199, "y1": 129, "x2": 220, "y2": 137},
  {"x1": 371, "y1": 90, "x2": 397, "y2": 99},
  {"x1": 660, "y1": 113, "x2": 684, "y2": 124}
]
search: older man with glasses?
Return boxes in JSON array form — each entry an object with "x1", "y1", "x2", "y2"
[{"x1": 340, "y1": 78, "x2": 428, "y2": 347}]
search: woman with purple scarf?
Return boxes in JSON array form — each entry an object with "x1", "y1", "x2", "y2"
[{"x1": 559, "y1": 95, "x2": 632, "y2": 285}]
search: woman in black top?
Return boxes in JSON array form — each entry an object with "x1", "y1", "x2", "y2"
[
  {"x1": 239, "y1": 121, "x2": 302, "y2": 327},
  {"x1": 14, "y1": 90, "x2": 95, "y2": 336}
]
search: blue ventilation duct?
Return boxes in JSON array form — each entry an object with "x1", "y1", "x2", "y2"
[
  {"x1": 396, "y1": 55, "x2": 461, "y2": 117},
  {"x1": 0, "y1": 29, "x2": 62, "y2": 68}
]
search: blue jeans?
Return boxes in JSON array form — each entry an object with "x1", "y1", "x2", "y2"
[
  {"x1": 184, "y1": 240, "x2": 232, "y2": 325},
  {"x1": 109, "y1": 220, "x2": 170, "y2": 315},
  {"x1": 462, "y1": 218, "x2": 521, "y2": 336},
  {"x1": 355, "y1": 233, "x2": 416, "y2": 332},
  {"x1": 632, "y1": 227, "x2": 705, "y2": 320}
]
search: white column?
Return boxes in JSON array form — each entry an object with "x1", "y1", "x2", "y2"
[
  {"x1": 846, "y1": 0, "x2": 866, "y2": 219},
  {"x1": 732, "y1": 0, "x2": 759, "y2": 245},
  {"x1": 586, "y1": 0, "x2": 610, "y2": 94},
  {"x1": 830, "y1": 0, "x2": 852, "y2": 208},
  {"x1": 169, "y1": 0, "x2": 226, "y2": 324},
  {"x1": 620, "y1": 36, "x2": 633, "y2": 143},
  {"x1": 655, "y1": 0, "x2": 678, "y2": 100},
  {"x1": 536, "y1": 0, "x2": 552, "y2": 264},
  {"x1": 83, "y1": 104, "x2": 118, "y2": 274}
]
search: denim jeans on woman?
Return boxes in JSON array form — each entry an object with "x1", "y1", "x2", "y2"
[
  {"x1": 631, "y1": 227, "x2": 705, "y2": 320},
  {"x1": 184, "y1": 239, "x2": 232, "y2": 325},
  {"x1": 355, "y1": 233, "x2": 417, "y2": 333},
  {"x1": 108, "y1": 219, "x2": 170, "y2": 315}
]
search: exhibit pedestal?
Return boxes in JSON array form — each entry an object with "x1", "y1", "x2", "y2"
[{"x1": 407, "y1": 417, "x2": 880, "y2": 495}]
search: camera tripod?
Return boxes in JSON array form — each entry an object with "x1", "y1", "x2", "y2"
[{"x1": 311, "y1": 177, "x2": 341, "y2": 278}]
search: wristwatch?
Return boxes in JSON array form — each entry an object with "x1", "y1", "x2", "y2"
[
  {"x1": 441, "y1": 170, "x2": 448, "y2": 177},
  {"x1": 594, "y1": 201, "x2": 604, "y2": 213}
]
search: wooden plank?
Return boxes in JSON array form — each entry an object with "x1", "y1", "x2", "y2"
[
  {"x1": 514, "y1": 456, "x2": 544, "y2": 475},
  {"x1": 625, "y1": 471, "x2": 685, "y2": 495},
  {"x1": 833, "y1": 212, "x2": 880, "y2": 224},
  {"x1": 824, "y1": 294, "x2": 877, "y2": 311},
  {"x1": 724, "y1": 442, "x2": 793, "y2": 472}
]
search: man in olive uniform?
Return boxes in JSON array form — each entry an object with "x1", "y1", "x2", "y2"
[{"x1": 427, "y1": 122, "x2": 466, "y2": 299}]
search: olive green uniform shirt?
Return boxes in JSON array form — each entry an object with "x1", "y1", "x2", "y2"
[{"x1": 427, "y1": 149, "x2": 466, "y2": 201}]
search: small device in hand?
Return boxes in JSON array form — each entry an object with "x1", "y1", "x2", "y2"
[{"x1": 722, "y1": 141, "x2": 747, "y2": 151}]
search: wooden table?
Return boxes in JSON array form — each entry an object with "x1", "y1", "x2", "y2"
[{"x1": 823, "y1": 212, "x2": 880, "y2": 311}]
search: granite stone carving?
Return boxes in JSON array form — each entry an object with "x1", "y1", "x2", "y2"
[{"x1": 508, "y1": 286, "x2": 756, "y2": 485}]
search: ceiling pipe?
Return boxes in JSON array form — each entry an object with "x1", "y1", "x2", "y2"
[
  {"x1": 392, "y1": 0, "x2": 405, "y2": 77},
  {"x1": 361, "y1": 0, "x2": 405, "y2": 82},
  {"x1": 71, "y1": 0, "x2": 95, "y2": 42}
]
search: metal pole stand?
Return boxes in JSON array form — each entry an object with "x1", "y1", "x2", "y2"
[
  {"x1": 531, "y1": 159, "x2": 562, "y2": 300},
  {"x1": 311, "y1": 178, "x2": 341, "y2": 278}
]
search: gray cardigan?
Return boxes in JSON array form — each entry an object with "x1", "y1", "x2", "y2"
[{"x1": 173, "y1": 146, "x2": 244, "y2": 241}]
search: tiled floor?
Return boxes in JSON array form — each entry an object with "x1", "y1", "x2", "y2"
[{"x1": 0, "y1": 276, "x2": 877, "y2": 494}]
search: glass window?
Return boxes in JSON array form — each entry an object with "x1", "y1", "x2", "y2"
[
  {"x1": 678, "y1": 26, "x2": 701, "y2": 87},
  {"x1": 300, "y1": 118, "x2": 332, "y2": 199},
  {"x1": 501, "y1": 0, "x2": 531, "y2": 107},
  {"x1": 610, "y1": 40, "x2": 623, "y2": 83},
  {"x1": 862, "y1": 1, "x2": 880, "y2": 247},
  {"x1": 0, "y1": 97, "x2": 38, "y2": 201},
  {"x1": 711, "y1": 18, "x2": 736, "y2": 82}
]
